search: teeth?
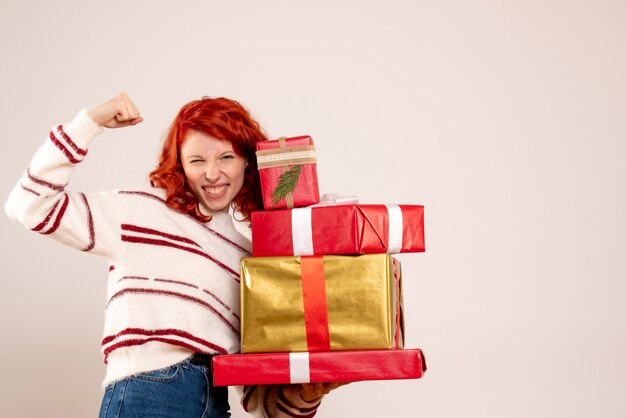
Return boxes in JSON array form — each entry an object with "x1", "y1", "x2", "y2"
[{"x1": 204, "y1": 185, "x2": 227, "y2": 197}]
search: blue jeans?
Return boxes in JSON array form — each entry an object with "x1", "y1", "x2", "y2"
[{"x1": 99, "y1": 355, "x2": 230, "y2": 418}]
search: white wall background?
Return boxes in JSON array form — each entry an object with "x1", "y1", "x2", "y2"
[{"x1": 1, "y1": 1, "x2": 625, "y2": 417}]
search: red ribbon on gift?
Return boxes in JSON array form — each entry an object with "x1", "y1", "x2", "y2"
[{"x1": 299, "y1": 256, "x2": 331, "y2": 351}]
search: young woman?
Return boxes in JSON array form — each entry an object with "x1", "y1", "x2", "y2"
[{"x1": 5, "y1": 93, "x2": 336, "y2": 418}]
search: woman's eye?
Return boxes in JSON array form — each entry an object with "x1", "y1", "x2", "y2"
[
  {"x1": 190, "y1": 159, "x2": 204, "y2": 163},
  {"x1": 222, "y1": 155, "x2": 234, "y2": 160}
]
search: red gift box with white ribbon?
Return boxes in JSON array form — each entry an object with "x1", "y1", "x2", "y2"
[
  {"x1": 212, "y1": 348, "x2": 427, "y2": 386},
  {"x1": 251, "y1": 204, "x2": 425, "y2": 257},
  {"x1": 256, "y1": 136, "x2": 320, "y2": 210}
]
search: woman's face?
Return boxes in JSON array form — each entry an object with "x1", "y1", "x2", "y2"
[{"x1": 180, "y1": 130, "x2": 247, "y2": 214}]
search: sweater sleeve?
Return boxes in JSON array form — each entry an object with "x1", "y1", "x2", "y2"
[
  {"x1": 240, "y1": 385, "x2": 323, "y2": 418},
  {"x1": 5, "y1": 109, "x2": 121, "y2": 260}
]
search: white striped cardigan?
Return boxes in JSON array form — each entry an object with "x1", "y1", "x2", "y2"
[
  {"x1": 5, "y1": 109, "x2": 329, "y2": 417},
  {"x1": 5, "y1": 109, "x2": 251, "y2": 386}
]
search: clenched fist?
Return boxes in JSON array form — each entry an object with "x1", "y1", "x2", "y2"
[{"x1": 87, "y1": 92, "x2": 143, "y2": 128}]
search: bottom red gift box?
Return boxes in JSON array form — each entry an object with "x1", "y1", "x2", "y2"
[{"x1": 212, "y1": 348, "x2": 427, "y2": 386}]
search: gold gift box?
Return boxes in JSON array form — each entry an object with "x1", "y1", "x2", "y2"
[{"x1": 240, "y1": 253, "x2": 404, "y2": 353}]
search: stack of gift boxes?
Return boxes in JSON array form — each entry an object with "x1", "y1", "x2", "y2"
[{"x1": 212, "y1": 136, "x2": 427, "y2": 386}]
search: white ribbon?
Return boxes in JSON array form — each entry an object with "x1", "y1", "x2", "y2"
[
  {"x1": 310, "y1": 193, "x2": 359, "y2": 207},
  {"x1": 289, "y1": 352, "x2": 311, "y2": 383},
  {"x1": 292, "y1": 199, "x2": 403, "y2": 254},
  {"x1": 386, "y1": 204, "x2": 403, "y2": 253},
  {"x1": 291, "y1": 194, "x2": 359, "y2": 255},
  {"x1": 292, "y1": 208, "x2": 314, "y2": 256}
]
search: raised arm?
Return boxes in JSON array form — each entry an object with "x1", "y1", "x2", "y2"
[
  {"x1": 87, "y1": 92, "x2": 142, "y2": 128},
  {"x1": 5, "y1": 93, "x2": 143, "y2": 259}
]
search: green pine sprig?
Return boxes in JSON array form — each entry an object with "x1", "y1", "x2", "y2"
[{"x1": 272, "y1": 164, "x2": 302, "y2": 205}]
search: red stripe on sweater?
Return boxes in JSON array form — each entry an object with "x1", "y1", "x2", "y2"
[
  {"x1": 118, "y1": 276, "x2": 150, "y2": 282},
  {"x1": 121, "y1": 224, "x2": 201, "y2": 248},
  {"x1": 56, "y1": 125, "x2": 87, "y2": 156},
  {"x1": 106, "y1": 287, "x2": 239, "y2": 336},
  {"x1": 242, "y1": 385, "x2": 257, "y2": 412},
  {"x1": 20, "y1": 183, "x2": 40, "y2": 196},
  {"x1": 121, "y1": 235, "x2": 240, "y2": 280},
  {"x1": 31, "y1": 194, "x2": 67, "y2": 233},
  {"x1": 263, "y1": 386, "x2": 277, "y2": 417},
  {"x1": 154, "y1": 278, "x2": 199, "y2": 289},
  {"x1": 115, "y1": 276, "x2": 236, "y2": 312},
  {"x1": 202, "y1": 289, "x2": 231, "y2": 311},
  {"x1": 277, "y1": 402, "x2": 318, "y2": 418},
  {"x1": 49, "y1": 131, "x2": 81, "y2": 164},
  {"x1": 41, "y1": 194, "x2": 69, "y2": 235},
  {"x1": 103, "y1": 337, "x2": 226, "y2": 364},
  {"x1": 119, "y1": 190, "x2": 165, "y2": 202},
  {"x1": 101, "y1": 328, "x2": 227, "y2": 355},
  {"x1": 198, "y1": 220, "x2": 250, "y2": 255},
  {"x1": 118, "y1": 190, "x2": 251, "y2": 255},
  {"x1": 31, "y1": 199, "x2": 61, "y2": 232},
  {"x1": 26, "y1": 168, "x2": 66, "y2": 191},
  {"x1": 119, "y1": 190, "x2": 162, "y2": 199},
  {"x1": 80, "y1": 193, "x2": 95, "y2": 251}
]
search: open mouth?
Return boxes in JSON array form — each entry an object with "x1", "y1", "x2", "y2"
[{"x1": 202, "y1": 185, "x2": 228, "y2": 199}]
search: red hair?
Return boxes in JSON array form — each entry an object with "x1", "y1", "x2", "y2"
[{"x1": 150, "y1": 97, "x2": 268, "y2": 223}]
